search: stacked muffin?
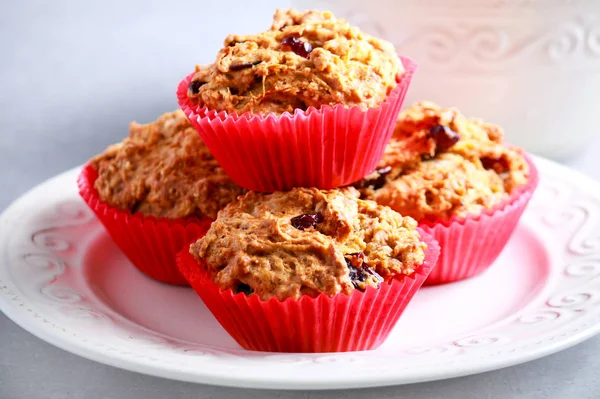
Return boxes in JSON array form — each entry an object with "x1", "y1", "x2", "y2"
[
  {"x1": 177, "y1": 8, "x2": 417, "y2": 191},
  {"x1": 78, "y1": 110, "x2": 246, "y2": 285},
  {"x1": 79, "y1": 9, "x2": 537, "y2": 353},
  {"x1": 355, "y1": 102, "x2": 538, "y2": 284}
]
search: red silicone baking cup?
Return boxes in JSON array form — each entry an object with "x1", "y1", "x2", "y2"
[
  {"x1": 77, "y1": 164, "x2": 212, "y2": 285},
  {"x1": 177, "y1": 228, "x2": 439, "y2": 353},
  {"x1": 419, "y1": 154, "x2": 539, "y2": 285},
  {"x1": 177, "y1": 56, "x2": 417, "y2": 192}
]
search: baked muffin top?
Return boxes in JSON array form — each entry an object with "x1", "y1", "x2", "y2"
[
  {"x1": 187, "y1": 8, "x2": 403, "y2": 115},
  {"x1": 357, "y1": 102, "x2": 530, "y2": 220},
  {"x1": 90, "y1": 110, "x2": 245, "y2": 220},
  {"x1": 190, "y1": 187, "x2": 425, "y2": 301}
]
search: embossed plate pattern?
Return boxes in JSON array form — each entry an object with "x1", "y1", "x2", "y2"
[{"x1": 2, "y1": 157, "x2": 600, "y2": 390}]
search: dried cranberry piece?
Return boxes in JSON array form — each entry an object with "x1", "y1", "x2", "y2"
[
  {"x1": 348, "y1": 265, "x2": 367, "y2": 287},
  {"x1": 345, "y1": 252, "x2": 382, "y2": 290},
  {"x1": 188, "y1": 80, "x2": 206, "y2": 95},
  {"x1": 291, "y1": 213, "x2": 324, "y2": 230},
  {"x1": 480, "y1": 156, "x2": 510, "y2": 172},
  {"x1": 229, "y1": 60, "x2": 262, "y2": 71},
  {"x1": 371, "y1": 166, "x2": 392, "y2": 189},
  {"x1": 429, "y1": 124, "x2": 460, "y2": 152},
  {"x1": 353, "y1": 166, "x2": 392, "y2": 190},
  {"x1": 235, "y1": 283, "x2": 254, "y2": 296},
  {"x1": 281, "y1": 36, "x2": 313, "y2": 58}
]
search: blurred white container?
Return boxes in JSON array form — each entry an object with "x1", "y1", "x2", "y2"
[{"x1": 293, "y1": 0, "x2": 600, "y2": 160}]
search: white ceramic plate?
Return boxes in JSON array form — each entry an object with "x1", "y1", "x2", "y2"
[{"x1": 2, "y1": 157, "x2": 600, "y2": 390}]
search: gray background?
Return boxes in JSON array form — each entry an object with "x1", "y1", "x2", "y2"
[{"x1": 2, "y1": 1, "x2": 600, "y2": 398}]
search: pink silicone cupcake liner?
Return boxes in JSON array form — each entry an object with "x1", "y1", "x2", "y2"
[
  {"x1": 78, "y1": 164, "x2": 212, "y2": 285},
  {"x1": 419, "y1": 154, "x2": 539, "y2": 285},
  {"x1": 177, "y1": 56, "x2": 417, "y2": 192},
  {"x1": 177, "y1": 228, "x2": 439, "y2": 353}
]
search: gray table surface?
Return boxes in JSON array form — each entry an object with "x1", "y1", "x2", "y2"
[{"x1": 2, "y1": 1, "x2": 600, "y2": 398}]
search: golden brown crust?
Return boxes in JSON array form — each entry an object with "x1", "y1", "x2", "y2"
[
  {"x1": 371, "y1": 153, "x2": 507, "y2": 220},
  {"x1": 187, "y1": 9, "x2": 402, "y2": 115},
  {"x1": 190, "y1": 187, "x2": 425, "y2": 301},
  {"x1": 90, "y1": 110, "x2": 246, "y2": 219},
  {"x1": 359, "y1": 101, "x2": 529, "y2": 220}
]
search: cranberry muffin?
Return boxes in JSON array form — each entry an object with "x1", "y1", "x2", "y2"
[
  {"x1": 90, "y1": 110, "x2": 245, "y2": 219},
  {"x1": 178, "y1": 187, "x2": 439, "y2": 352},
  {"x1": 355, "y1": 101, "x2": 538, "y2": 284},
  {"x1": 79, "y1": 110, "x2": 245, "y2": 285},
  {"x1": 357, "y1": 101, "x2": 530, "y2": 221},
  {"x1": 187, "y1": 9, "x2": 403, "y2": 115},
  {"x1": 177, "y1": 9, "x2": 415, "y2": 192}
]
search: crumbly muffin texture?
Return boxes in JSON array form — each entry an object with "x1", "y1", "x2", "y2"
[
  {"x1": 357, "y1": 101, "x2": 529, "y2": 220},
  {"x1": 91, "y1": 110, "x2": 245, "y2": 219},
  {"x1": 187, "y1": 8, "x2": 403, "y2": 115},
  {"x1": 190, "y1": 187, "x2": 425, "y2": 301}
]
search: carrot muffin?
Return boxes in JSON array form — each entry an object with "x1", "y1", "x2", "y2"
[
  {"x1": 356, "y1": 101, "x2": 530, "y2": 221},
  {"x1": 90, "y1": 110, "x2": 245, "y2": 219},
  {"x1": 186, "y1": 8, "x2": 403, "y2": 115},
  {"x1": 190, "y1": 187, "x2": 426, "y2": 301}
]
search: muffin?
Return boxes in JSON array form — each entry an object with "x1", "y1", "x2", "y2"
[
  {"x1": 78, "y1": 110, "x2": 246, "y2": 285},
  {"x1": 187, "y1": 8, "x2": 403, "y2": 115},
  {"x1": 355, "y1": 102, "x2": 538, "y2": 284},
  {"x1": 177, "y1": 187, "x2": 440, "y2": 352},
  {"x1": 177, "y1": 8, "x2": 417, "y2": 191}
]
